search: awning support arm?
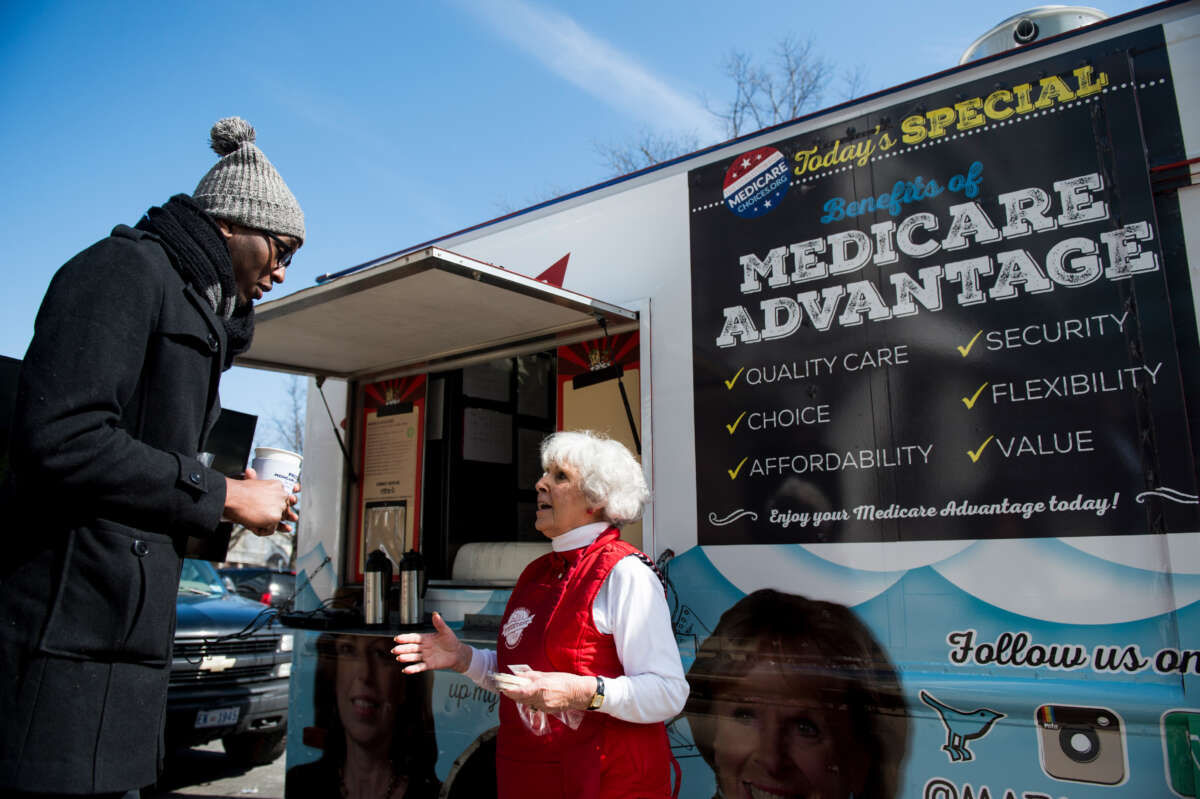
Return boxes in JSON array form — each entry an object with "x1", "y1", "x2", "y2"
[{"x1": 597, "y1": 316, "x2": 641, "y2": 455}]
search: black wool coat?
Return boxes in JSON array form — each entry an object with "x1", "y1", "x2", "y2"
[{"x1": 0, "y1": 224, "x2": 232, "y2": 793}]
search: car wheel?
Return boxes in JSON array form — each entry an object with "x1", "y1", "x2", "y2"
[{"x1": 222, "y1": 728, "x2": 286, "y2": 766}]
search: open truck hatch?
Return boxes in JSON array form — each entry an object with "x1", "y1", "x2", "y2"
[{"x1": 236, "y1": 247, "x2": 638, "y2": 380}]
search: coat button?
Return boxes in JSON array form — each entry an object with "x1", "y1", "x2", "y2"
[
  {"x1": 189, "y1": 471, "x2": 202, "y2": 485},
  {"x1": 132, "y1": 540, "x2": 150, "y2": 557},
  {"x1": 206, "y1": 333, "x2": 219, "y2": 352}
]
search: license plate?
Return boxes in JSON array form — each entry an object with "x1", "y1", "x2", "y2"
[{"x1": 195, "y1": 706, "x2": 240, "y2": 729}]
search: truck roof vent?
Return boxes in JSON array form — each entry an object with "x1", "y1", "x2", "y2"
[
  {"x1": 960, "y1": 6, "x2": 1107, "y2": 64},
  {"x1": 1013, "y1": 17, "x2": 1040, "y2": 44}
]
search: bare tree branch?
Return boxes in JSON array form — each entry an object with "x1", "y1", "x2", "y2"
[
  {"x1": 492, "y1": 183, "x2": 573, "y2": 215},
  {"x1": 264, "y1": 375, "x2": 306, "y2": 570},
  {"x1": 598, "y1": 36, "x2": 863, "y2": 175},
  {"x1": 271, "y1": 375, "x2": 305, "y2": 454},
  {"x1": 714, "y1": 37, "x2": 834, "y2": 138},
  {"x1": 593, "y1": 128, "x2": 701, "y2": 176},
  {"x1": 840, "y1": 64, "x2": 869, "y2": 103}
]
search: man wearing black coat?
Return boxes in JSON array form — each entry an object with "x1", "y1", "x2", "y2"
[{"x1": 0, "y1": 117, "x2": 305, "y2": 798}]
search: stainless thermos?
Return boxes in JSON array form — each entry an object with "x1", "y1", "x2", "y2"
[
  {"x1": 398, "y1": 549, "x2": 426, "y2": 626},
  {"x1": 363, "y1": 548, "x2": 392, "y2": 626}
]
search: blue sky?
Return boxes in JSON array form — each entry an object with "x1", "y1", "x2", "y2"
[{"x1": 0, "y1": 0, "x2": 1149, "y2": 447}]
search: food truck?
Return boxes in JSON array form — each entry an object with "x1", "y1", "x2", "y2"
[{"x1": 240, "y1": 2, "x2": 1200, "y2": 796}]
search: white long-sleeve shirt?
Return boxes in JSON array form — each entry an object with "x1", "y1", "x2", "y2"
[{"x1": 464, "y1": 523, "x2": 688, "y2": 724}]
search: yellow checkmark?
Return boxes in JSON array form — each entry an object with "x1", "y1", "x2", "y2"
[
  {"x1": 957, "y1": 330, "x2": 983, "y2": 357},
  {"x1": 961, "y1": 382, "x2": 989, "y2": 409},
  {"x1": 724, "y1": 367, "x2": 745, "y2": 390},
  {"x1": 726, "y1": 411, "x2": 747, "y2": 434},
  {"x1": 727, "y1": 457, "x2": 748, "y2": 480},
  {"x1": 966, "y1": 435, "x2": 994, "y2": 463}
]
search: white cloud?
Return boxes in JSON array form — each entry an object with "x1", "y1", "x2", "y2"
[{"x1": 462, "y1": 0, "x2": 723, "y2": 142}]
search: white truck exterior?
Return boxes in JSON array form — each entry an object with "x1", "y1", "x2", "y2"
[{"x1": 252, "y1": 3, "x2": 1200, "y2": 797}]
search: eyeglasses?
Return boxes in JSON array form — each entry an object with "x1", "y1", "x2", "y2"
[{"x1": 261, "y1": 230, "x2": 296, "y2": 269}]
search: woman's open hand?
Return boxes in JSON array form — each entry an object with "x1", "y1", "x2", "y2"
[{"x1": 393, "y1": 611, "x2": 471, "y2": 674}]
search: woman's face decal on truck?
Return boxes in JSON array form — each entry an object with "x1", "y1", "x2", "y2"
[
  {"x1": 710, "y1": 662, "x2": 866, "y2": 799},
  {"x1": 335, "y1": 635, "x2": 407, "y2": 749}
]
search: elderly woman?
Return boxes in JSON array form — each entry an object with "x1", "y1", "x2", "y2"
[
  {"x1": 685, "y1": 590, "x2": 910, "y2": 799},
  {"x1": 393, "y1": 430, "x2": 687, "y2": 799}
]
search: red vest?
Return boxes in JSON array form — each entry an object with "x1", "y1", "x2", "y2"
[{"x1": 495, "y1": 528, "x2": 675, "y2": 799}]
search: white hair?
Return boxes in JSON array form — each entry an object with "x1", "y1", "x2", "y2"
[{"x1": 540, "y1": 430, "x2": 648, "y2": 527}]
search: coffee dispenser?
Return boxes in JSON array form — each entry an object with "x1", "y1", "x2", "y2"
[
  {"x1": 363, "y1": 548, "x2": 392, "y2": 626},
  {"x1": 398, "y1": 549, "x2": 426, "y2": 626}
]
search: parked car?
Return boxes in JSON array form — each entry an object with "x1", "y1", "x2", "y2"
[
  {"x1": 219, "y1": 566, "x2": 297, "y2": 609},
  {"x1": 169, "y1": 558, "x2": 292, "y2": 766}
]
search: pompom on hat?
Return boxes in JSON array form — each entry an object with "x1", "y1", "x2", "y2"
[{"x1": 193, "y1": 117, "x2": 305, "y2": 244}]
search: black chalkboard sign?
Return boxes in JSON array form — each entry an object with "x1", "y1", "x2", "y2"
[{"x1": 688, "y1": 27, "x2": 1198, "y2": 545}]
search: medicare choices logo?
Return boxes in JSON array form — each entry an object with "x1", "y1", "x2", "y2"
[
  {"x1": 722, "y1": 146, "x2": 790, "y2": 218},
  {"x1": 502, "y1": 607, "x2": 536, "y2": 648}
]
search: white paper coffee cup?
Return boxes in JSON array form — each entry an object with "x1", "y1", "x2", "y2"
[{"x1": 251, "y1": 446, "x2": 303, "y2": 494}]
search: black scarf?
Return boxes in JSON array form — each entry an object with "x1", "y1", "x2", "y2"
[{"x1": 136, "y1": 194, "x2": 254, "y2": 368}]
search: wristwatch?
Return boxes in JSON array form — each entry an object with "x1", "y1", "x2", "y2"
[{"x1": 587, "y1": 675, "x2": 606, "y2": 711}]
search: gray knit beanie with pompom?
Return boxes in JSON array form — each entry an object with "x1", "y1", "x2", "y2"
[{"x1": 193, "y1": 117, "x2": 305, "y2": 243}]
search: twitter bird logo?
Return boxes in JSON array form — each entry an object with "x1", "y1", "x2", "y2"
[{"x1": 920, "y1": 689, "x2": 1005, "y2": 762}]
